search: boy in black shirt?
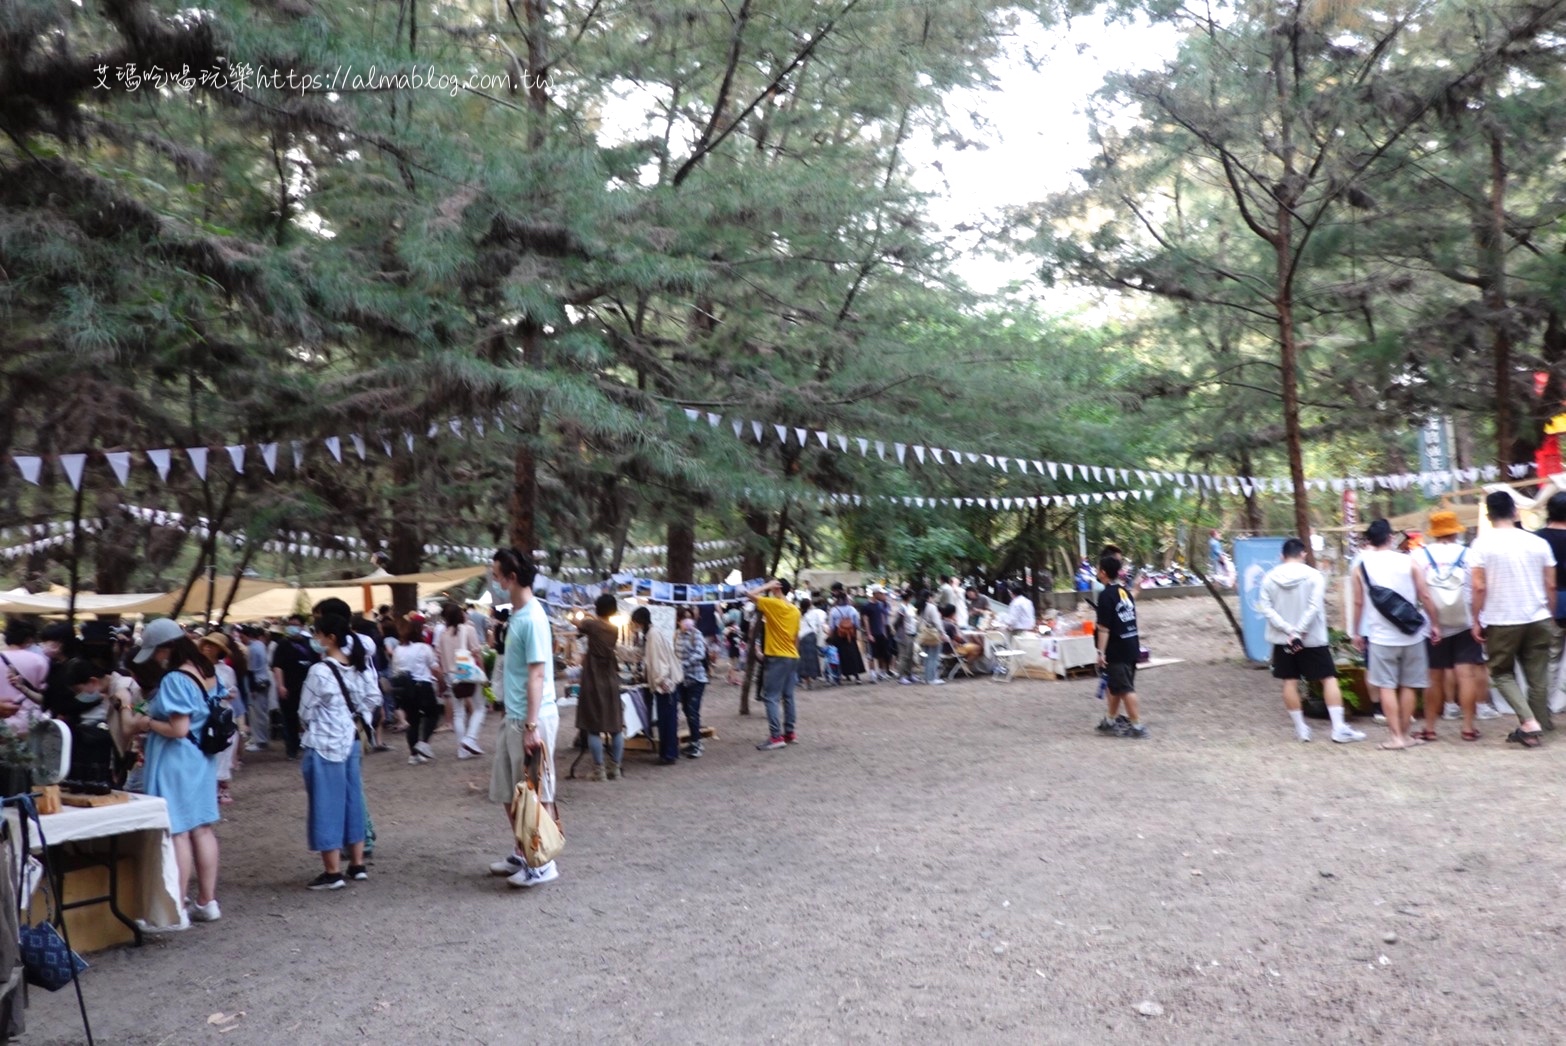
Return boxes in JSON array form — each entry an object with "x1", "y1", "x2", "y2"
[{"x1": 1093, "y1": 554, "x2": 1146, "y2": 738}]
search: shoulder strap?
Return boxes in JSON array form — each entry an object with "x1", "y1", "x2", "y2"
[
  {"x1": 322, "y1": 661, "x2": 359, "y2": 719},
  {"x1": 1424, "y1": 547, "x2": 1438, "y2": 571}
]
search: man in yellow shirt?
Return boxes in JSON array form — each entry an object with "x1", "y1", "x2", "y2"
[{"x1": 747, "y1": 579, "x2": 801, "y2": 750}]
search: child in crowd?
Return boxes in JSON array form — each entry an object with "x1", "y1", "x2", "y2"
[
  {"x1": 823, "y1": 641, "x2": 842, "y2": 686},
  {"x1": 1094, "y1": 554, "x2": 1147, "y2": 739}
]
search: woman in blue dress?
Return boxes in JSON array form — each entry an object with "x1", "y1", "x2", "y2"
[{"x1": 130, "y1": 618, "x2": 223, "y2": 923}]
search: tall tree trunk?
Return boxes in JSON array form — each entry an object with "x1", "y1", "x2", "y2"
[
  {"x1": 667, "y1": 521, "x2": 694, "y2": 584},
  {"x1": 1484, "y1": 130, "x2": 1514, "y2": 469},
  {"x1": 741, "y1": 509, "x2": 769, "y2": 579},
  {"x1": 1238, "y1": 449, "x2": 1263, "y2": 533},
  {"x1": 509, "y1": 2, "x2": 551, "y2": 556},
  {"x1": 388, "y1": 453, "x2": 422, "y2": 615},
  {"x1": 1276, "y1": 206, "x2": 1312, "y2": 555}
]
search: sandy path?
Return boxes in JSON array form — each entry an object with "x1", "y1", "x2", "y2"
[{"x1": 25, "y1": 597, "x2": 1566, "y2": 1044}]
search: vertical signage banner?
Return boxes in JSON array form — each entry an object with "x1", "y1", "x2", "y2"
[
  {"x1": 1418, "y1": 416, "x2": 1451, "y2": 496},
  {"x1": 1342, "y1": 489, "x2": 1358, "y2": 558},
  {"x1": 1234, "y1": 536, "x2": 1287, "y2": 663}
]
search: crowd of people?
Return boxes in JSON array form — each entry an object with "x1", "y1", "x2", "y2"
[
  {"x1": 6, "y1": 493, "x2": 1559, "y2": 923},
  {"x1": 1258, "y1": 491, "x2": 1566, "y2": 750}
]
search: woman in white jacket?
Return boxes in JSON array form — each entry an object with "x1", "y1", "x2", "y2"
[{"x1": 1256, "y1": 538, "x2": 1365, "y2": 745}]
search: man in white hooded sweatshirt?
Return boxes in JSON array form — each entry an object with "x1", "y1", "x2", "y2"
[{"x1": 1258, "y1": 538, "x2": 1367, "y2": 744}]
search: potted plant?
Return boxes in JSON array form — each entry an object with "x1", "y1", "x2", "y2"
[{"x1": 1304, "y1": 629, "x2": 1372, "y2": 719}]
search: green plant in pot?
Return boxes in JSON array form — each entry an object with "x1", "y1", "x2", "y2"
[{"x1": 1304, "y1": 629, "x2": 1373, "y2": 719}]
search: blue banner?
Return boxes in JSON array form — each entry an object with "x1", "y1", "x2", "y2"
[{"x1": 1234, "y1": 537, "x2": 1286, "y2": 662}]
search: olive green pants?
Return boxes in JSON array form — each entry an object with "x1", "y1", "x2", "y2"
[{"x1": 1484, "y1": 619, "x2": 1554, "y2": 729}]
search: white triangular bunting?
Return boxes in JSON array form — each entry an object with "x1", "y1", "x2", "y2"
[
  {"x1": 913, "y1": 445, "x2": 926, "y2": 464},
  {"x1": 1064, "y1": 464, "x2": 1075, "y2": 480},
  {"x1": 105, "y1": 451, "x2": 131, "y2": 486},
  {"x1": 731, "y1": 419, "x2": 744, "y2": 438},
  {"x1": 325, "y1": 436, "x2": 343, "y2": 463},
  {"x1": 773, "y1": 424, "x2": 788, "y2": 443},
  {"x1": 1047, "y1": 461, "x2": 1058, "y2": 479},
  {"x1": 707, "y1": 412, "x2": 721, "y2": 427},
  {"x1": 292, "y1": 441, "x2": 305, "y2": 469},
  {"x1": 894, "y1": 443, "x2": 907, "y2": 464},
  {"x1": 350, "y1": 434, "x2": 366, "y2": 460},
  {"x1": 186, "y1": 447, "x2": 208, "y2": 480},
  {"x1": 998, "y1": 457, "x2": 1010, "y2": 472},
  {"x1": 404, "y1": 432, "x2": 415, "y2": 452},
  {"x1": 816, "y1": 431, "x2": 829, "y2": 448},
  {"x1": 875, "y1": 441, "x2": 887, "y2": 460},
  {"x1": 472, "y1": 418, "x2": 485, "y2": 439},
  {"x1": 683, "y1": 408, "x2": 700, "y2": 422},
  {"x1": 59, "y1": 453, "x2": 87, "y2": 490},
  {"x1": 931, "y1": 448, "x2": 945, "y2": 464},
  {"x1": 751, "y1": 421, "x2": 764, "y2": 442},
  {"x1": 795, "y1": 427, "x2": 808, "y2": 446},
  {"x1": 147, "y1": 449, "x2": 171, "y2": 482},
  {"x1": 1092, "y1": 466, "x2": 1103, "y2": 482},
  {"x1": 836, "y1": 434, "x2": 849, "y2": 453}
]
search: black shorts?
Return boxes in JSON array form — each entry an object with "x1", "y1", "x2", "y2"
[
  {"x1": 1270, "y1": 644, "x2": 1335, "y2": 681},
  {"x1": 1105, "y1": 661, "x2": 1137, "y2": 695},
  {"x1": 870, "y1": 635, "x2": 893, "y2": 661},
  {"x1": 1428, "y1": 630, "x2": 1484, "y2": 670}
]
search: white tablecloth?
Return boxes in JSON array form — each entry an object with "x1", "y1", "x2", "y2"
[
  {"x1": 27, "y1": 794, "x2": 185, "y2": 932},
  {"x1": 1040, "y1": 635, "x2": 1097, "y2": 668}
]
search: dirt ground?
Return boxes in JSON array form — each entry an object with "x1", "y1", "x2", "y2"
[{"x1": 25, "y1": 594, "x2": 1566, "y2": 1044}]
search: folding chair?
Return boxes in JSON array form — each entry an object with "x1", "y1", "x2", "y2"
[{"x1": 986, "y1": 631, "x2": 1026, "y2": 683}]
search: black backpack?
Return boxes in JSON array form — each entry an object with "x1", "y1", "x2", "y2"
[{"x1": 181, "y1": 670, "x2": 238, "y2": 756}]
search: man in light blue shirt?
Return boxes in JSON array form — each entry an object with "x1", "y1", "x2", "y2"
[{"x1": 485, "y1": 549, "x2": 559, "y2": 888}]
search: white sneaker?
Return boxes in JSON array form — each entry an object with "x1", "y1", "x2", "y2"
[
  {"x1": 407, "y1": 755, "x2": 422, "y2": 765},
  {"x1": 456, "y1": 748, "x2": 473, "y2": 760},
  {"x1": 1331, "y1": 726, "x2": 1367, "y2": 744},
  {"x1": 1442, "y1": 703, "x2": 1461, "y2": 721},
  {"x1": 1372, "y1": 713, "x2": 1387, "y2": 725},
  {"x1": 1295, "y1": 726, "x2": 1313, "y2": 743},
  {"x1": 507, "y1": 862, "x2": 559, "y2": 889},
  {"x1": 489, "y1": 853, "x2": 525, "y2": 877},
  {"x1": 1476, "y1": 704, "x2": 1504, "y2": 720},
  {"x1": 414, "y1": 741, "x2": 435, "y2": 759},
  {"x1": 461, "y1": 738, "x2": 484, "y2": 756},
  {"x1": 190, "y1": 899, "x2": 221, "y2": 922},
  {"x1": 930, "y1": 679, "x2": 946, "y2": 686}
]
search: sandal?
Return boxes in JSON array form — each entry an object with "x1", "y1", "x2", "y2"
[
  {"x1": 1461, "y1": 728, "x2": 1481, "y2": 742},
  {"x1": 1506, "y1": 728, "x2": 1542, "y2": 748},
  {"x1": 1415, "y1": 729, "x2": 1439, "y2": 742}
]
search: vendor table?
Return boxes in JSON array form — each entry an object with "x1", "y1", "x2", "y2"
[
  {"x1": 1039, "y1": 635, "x2": 1098, "y2": 679},
  {"x1": 12, "y1": 793, "x2": 186, "y2": 948}
]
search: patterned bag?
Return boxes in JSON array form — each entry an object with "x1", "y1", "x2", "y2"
[{"x1": 15, "y1": 798, "x2": 88, "y2": 992}]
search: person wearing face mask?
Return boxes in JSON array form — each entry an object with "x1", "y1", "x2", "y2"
[
  {"x1": 198, "y1": 633, "x2": 241, "y2": 805},
  {"x1": 128, "y1": 618, "x2": 223, "y2": 923},
  {"x1": 674, "y1": 608, "x2": 709, "y2": 759},
  {"x1": 268, "y1": 616, "x2": 319, "y2": 759},
  {"x1": 297, "y1": 614, "x2": 376, "y2": 890}
]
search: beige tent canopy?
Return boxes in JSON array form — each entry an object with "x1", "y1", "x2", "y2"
[
  {"x1": 0, "y1": 566, "x2": 486, "y2": 620},
  {"x1": 795, "y1": 569, "x2": 871, "y2": 592},
  {"x1": 0, "y1": 577, "x2": 288, "y2": 617},
  {"x1": 222, "y1": 567, "x2": 489, "y2": 621}
]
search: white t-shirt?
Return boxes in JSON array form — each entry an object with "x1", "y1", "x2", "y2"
[
  {"x1": 392, "y1": 641, "x2": 438, "y2": 682},
  {"x1": 798, "y1": 607, "x2": 827, "y2": 642},
  {"x1": 1468, "y1": 526, "x2": 1555, "y2": 626},
  {"x1": 1352, "y1": 548, "x2": 1427, "y2": 646},
  {"x1": 1421, "y1": 541, "x2": 1472, "y2": 636},
  {"x1": 1004, "y1": 595, "x2": 1036, "y2": 633}
]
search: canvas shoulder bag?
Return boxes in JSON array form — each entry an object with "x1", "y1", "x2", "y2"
[
  {"x1": 1423, "y1": 547, "x2": 1469, "y2": 631},
  {"x1": 324, "y1": 661, "x2": 373, "y2": 754},
  {"x1": 512, "y1": 743, "x2": 564, "y2": 868},
  {"x1": 1359, "y1": 562, "x2": 1425, "y2": 635}
]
